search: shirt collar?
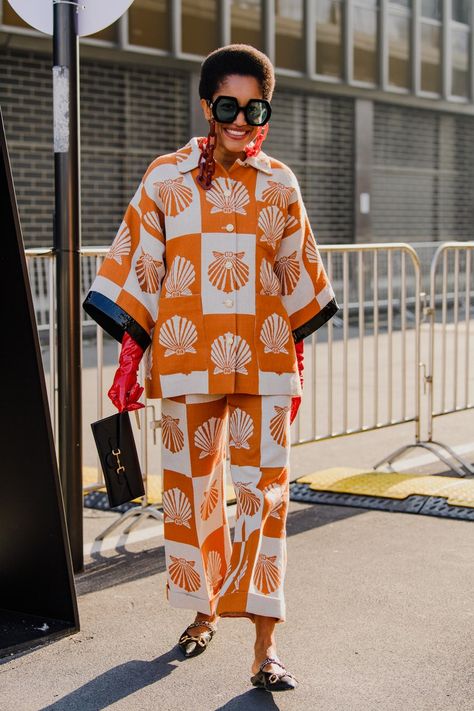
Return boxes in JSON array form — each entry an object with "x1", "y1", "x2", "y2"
[{"x1": 176, "y1": 136, "x2": 272, "y2": 176}]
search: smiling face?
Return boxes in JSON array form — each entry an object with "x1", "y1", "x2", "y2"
[{"x1": 201, "y1": 74, "x2": 263, "y2": 167}]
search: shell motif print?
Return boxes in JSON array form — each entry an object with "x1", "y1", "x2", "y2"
[
  {"x1": 229, "y1": 408, "x2": 254, "y2": 450},
  {"x1": 135, "y1": 248, "x2": 163, "y2": 293},
  {"x1": 158, "y1": 315, "x2": 197, "y2": 357},
  {"x1": 206, "y1": 550, "x2": 223, "y2": 592},
  {"x1": 107, "y1": 222, "x2": 131, "y2": 265},
  {"x1": 164, "y1": 256, "x2": 196, "y2": 297},
  {"x1": 175, "y1": 143, "x2": 193, "y2": 164},
  {"x1": 143, "y1": 210, "x2": 163, "y2": 237},
  {"x1": 274, "y1": 251, "x2": 301, "y2": 295},
  {"x1": 235, "y1": 482, "x2": 261, "y2": 517},
  {"x1": 262, "y1": 180, "x2": 295, "y2": 209},
  {"x1": 161, "y1": 414, "x2": 185, "y2": 453},
  {"x1": 230, "y1": 559, "x2": 248, "y2": 593},
  {"x1": 206, "y1": 177, "x2": 249, "y2": 215},
  {"x1": 270, "y1": 405, "x2": 290, "y2": 447},
  {"x1": 194, "y1": 417, "x2": 224, "y2": 459},
  {"x1": 169, "y1": 556, "x2": 201, "y2": 592},
  {"x1": 259, "y1": 259, "x2": 281, "y2": 296},
  {"x1": 156, "y1": 177, "x2": 193, "y2": 216},
  {"x1": 285, "y1": 214, "x2": 300, "y2": 233},
  {"x1": 260, "y1": 314, "x2": 290, "y2": 354},
  {"x1": 263, "y1": 482, "x2": 287, "y2": 519},
  {"x1": 305, "y1": 236, "x2": 320, "y2": 263},
  {"x1": 253, "y1": 554, "x2": 281, "y2": 594},
  {"x1": 208, "y1": 251, "x2": 249, "y2": 292},
  {"x1": 200, "y1": 481, "x2": 219, "y2": 520},
  {"x1": 258, "y1": 206, "x2": 285, "y2": 250},
  {"x1": 162, "y1": 487, "x2": 192, "y2": 528},
  {"x1": 211, "y1": 334, "x2": 252, "y2": 375}
]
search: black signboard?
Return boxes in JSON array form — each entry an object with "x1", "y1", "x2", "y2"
[{"x1": 0, "y1": 108, "x2": 79, "y2": 656}]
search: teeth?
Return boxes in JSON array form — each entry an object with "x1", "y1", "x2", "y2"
[{"x1": 226, "y1": 129, "x2": 247, "y2": 137}]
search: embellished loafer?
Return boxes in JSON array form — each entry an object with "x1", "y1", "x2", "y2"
[
  {"x1": 250, "y1": 657, "x2": 298, "y2": 692},
  {"x1": 178, "y1": 620, "x2": 217, "y2": 658}
]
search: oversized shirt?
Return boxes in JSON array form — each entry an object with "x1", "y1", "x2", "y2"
[{"x1": 83, "y1": 137, "x2": 339, "y2": 399}]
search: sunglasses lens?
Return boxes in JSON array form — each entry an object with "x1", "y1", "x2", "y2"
[
  {"x1": 246, "y1": 100, "x2": 269, "y2": 126},
  {"x1": 214, "y1": 97, "x2": 238, "y2": 123}
]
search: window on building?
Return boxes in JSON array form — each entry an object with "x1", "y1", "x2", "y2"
[
  {"x1": 88, "y1": 23, "x2": 119, "y2": 43},
  {"x1": 353, "y1": 0, "x2": 379, "y2": 84},
  {"x1": 316, "y1": 0, "x2": 343, "y2": 79},
  {"x1": 231, "y1": 0, "x2": 263, "y2": 50},
  {"x1": 421, "y1": 0, "x2": 441, "y2": 93},
  {"x1": 451, "y1": 26, "x2": 470, "y2": 97},
  {"x1": 275, "y1": 0, "x2": 304, "y2": 72},
  {"x1": 2, "y1": 1, "x2": 30, "y2": 28},
  {"x1": 452, "y1": 0, "x2": 470, "y2": 24},
  {"x1": 451, "y1": 2, "x2": 470, "y2": 98},
  {"x1": 182, "y1": 0, "x2": 218, "y2": 56},
  {"x1": 421, "y1": 0, "x2": 441, "y2": 20},
  {"x1": 388, "y1": 1, "x2": 411, "y2": 89},
  {"x1": 128, "y1": 0, "x2": 170, "y2": 51}
]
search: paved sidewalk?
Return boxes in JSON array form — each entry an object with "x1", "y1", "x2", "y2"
[{"x1": 1, "y1": 412, "x2": 473, "y2": 711}]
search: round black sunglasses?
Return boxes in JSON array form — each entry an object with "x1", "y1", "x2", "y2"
[{"x1": 208, "y1": 96, "x2": 272, "y2": 127}]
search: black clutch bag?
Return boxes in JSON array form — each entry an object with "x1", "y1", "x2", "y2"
[{"x1": 91, "y1": 412, "x2": 145, "y2": 508}]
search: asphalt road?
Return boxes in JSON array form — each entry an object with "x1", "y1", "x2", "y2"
[{"x1": 1, "y1": 502, "x2": 474, "y2": 708}]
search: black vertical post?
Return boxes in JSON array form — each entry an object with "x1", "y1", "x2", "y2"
[{"x1": 53, "y1": 0, "x2": 83, "y2": 572}]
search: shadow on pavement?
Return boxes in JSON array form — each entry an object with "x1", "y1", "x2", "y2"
[
  {"x1": 40, "y1": 648, "x2": 182, "y2": 711},
  {"x1": 76, "y1": 503, "x2": 364, "y2": 597},
  {"x1": 215, "y1": 688, "x2": 282, "y2": 709}
]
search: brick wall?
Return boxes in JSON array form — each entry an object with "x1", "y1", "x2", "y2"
[{"x1": 1, "y1": 47, "x2": 190, "y2": 247}]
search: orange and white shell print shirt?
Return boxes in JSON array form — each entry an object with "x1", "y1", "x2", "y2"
[{"x1": 83, "y1": 137, "x2": 339, "y2": 398}]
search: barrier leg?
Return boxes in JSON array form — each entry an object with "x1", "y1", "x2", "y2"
[
  {"x1": 94, "y1": 505, "x2": 163, "y2": 541},
  {"x1": 374, "y1": 441, "x2": 474, "y2": 477}
]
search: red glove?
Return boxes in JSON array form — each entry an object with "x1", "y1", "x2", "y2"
[
  {"x1": 290, "y1": 340, "x2": 304, "y2": 424},
  {"x1": 108, "y1": 332, "x2": 145, "y2": 412}
]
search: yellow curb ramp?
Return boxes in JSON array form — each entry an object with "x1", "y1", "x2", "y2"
[{"x1": 296, "y1": 468, "x2": 474, "y2": 509}]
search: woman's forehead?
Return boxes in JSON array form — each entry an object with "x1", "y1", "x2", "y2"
[{"x1": 215, "y1": 74, "x2": 263, "y2": 99}]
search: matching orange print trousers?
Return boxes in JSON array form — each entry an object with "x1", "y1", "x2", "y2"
[{"x1": 161, "y1": 393, "x2": 291, "y2": 622}]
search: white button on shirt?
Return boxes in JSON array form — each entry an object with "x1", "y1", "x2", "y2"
[
  {"x1": 224, "y1": 298, "x2": 234, "y2": 308},
  {"x1": 225, "y1": 224, "x2": 234, "y2": 232}
]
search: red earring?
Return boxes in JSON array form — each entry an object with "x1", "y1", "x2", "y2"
[
  {"x1": 197, "y1": 119, "x2": 217, "y2": 190},
  {"x1": 245, "y1": 124, "x2": 269, "y2": 158}
]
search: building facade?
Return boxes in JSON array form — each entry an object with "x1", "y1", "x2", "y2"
[{"x1": 0, "y1": 0, "x2": 473, "y2": 247}]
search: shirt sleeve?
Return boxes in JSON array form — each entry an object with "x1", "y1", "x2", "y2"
[
  {"x1": 274, "y1": 173, "x2": 339, "y2": 343},
  {"x1": 82, "y1": 166, "x2": 166, "y2": 350}
]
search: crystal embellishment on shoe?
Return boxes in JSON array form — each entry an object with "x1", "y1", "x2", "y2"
[
  {"x1": 178, "y1": 620, "x2": 217, "y2": 659},
  {"x1": 250, "y1": 657, "x2": 298, "y2": 692}
]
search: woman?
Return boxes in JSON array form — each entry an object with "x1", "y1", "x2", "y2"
[{"x1": 84, "y1": 44, "x2": 338, "y2": 692}]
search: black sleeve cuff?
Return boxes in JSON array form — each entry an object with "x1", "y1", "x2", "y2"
[
  {"x1": 292, "y1": 298, "x2": 339, "y2": 342},
  {"x1": 82, "y1": 291, "x2": 151, "y2": 350}
]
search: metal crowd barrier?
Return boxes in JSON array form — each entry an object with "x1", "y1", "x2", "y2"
[
  {"x1": 424, "y1": 242, "x2": 474, "y2": 475},
  {"x1": 25, "y1": 240, "x2": 473, "y2": 537},
  {"x1": 294, "y1": 243, "x2": 422, "y2": 445}
]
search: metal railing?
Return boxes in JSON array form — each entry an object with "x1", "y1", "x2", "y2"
[
  {"x1": 293, "y1": 243, "x2": 422, "y2": 444},
  {"x1": 25, "y1": 240, "x2": 474, "y2": 535}
]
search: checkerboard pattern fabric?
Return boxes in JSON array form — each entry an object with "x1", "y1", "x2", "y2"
[
  {"x1": 161, "y1": 393, "x2": 291, "y2": 622},
  {"x1": 83, "y1": 137, "x2": 339, "y2": 398}
]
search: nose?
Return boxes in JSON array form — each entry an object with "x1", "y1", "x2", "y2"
[{"x1": 234, "y1": 108, "x2": 247, "y2": 126}]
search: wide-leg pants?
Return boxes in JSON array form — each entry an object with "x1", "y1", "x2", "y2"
[{"x1": 161, "y1": 393, "x2": 291, "y2": 622}]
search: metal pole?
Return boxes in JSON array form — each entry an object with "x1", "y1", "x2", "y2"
[{"x1": 53, "y1": 0, "x2": 83, "y2": 573}]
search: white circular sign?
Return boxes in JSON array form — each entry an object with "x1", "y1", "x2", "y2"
[{"x1": 8, "y1": 0, "x2": 134, "y2": 37}]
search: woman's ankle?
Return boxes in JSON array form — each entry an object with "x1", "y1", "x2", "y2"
[{"x1": 195, "y1": 611, "x2": 218, "y2": 623}]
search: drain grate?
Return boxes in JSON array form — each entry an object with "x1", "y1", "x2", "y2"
[{"x1": 290, "y1": 483, "x2": 474, "y2": 521}]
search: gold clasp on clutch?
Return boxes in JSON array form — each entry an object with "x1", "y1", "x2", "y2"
[{"x1": 111, "y1": 448, "x2": 126, "y2": 475}]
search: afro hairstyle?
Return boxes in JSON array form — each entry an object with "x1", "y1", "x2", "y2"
[{"x1": 199, "y1": 44, "x2": 275, "y2": 101}]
